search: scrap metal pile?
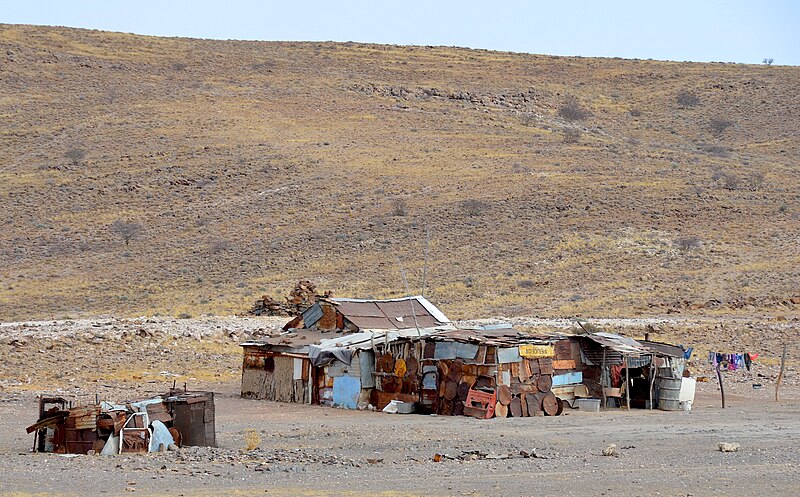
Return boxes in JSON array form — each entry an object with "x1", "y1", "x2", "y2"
[
  {"x1": 249, "y1": 280, "x2": 332, "y2": 317},
  {"x1": 26, "y1": 390, "x2": 215, "y2": 455}
]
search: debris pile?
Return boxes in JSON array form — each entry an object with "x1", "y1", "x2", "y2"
[
  {"x1": 249, "y1": 280, "x2": 332, "y2": 316},
  {"x1": 26, "y1": 390, "x2": 215, "y2": 455}
]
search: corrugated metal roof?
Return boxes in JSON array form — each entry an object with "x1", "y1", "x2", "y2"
[
  {"x1": 428, "y1": 328, "x2": 559, "y2": 346},
  {"x1": 335, "y1": 301, "x2": 385, "y2": 318},
  {"x1": 299, "y1": 296, "x2": 451, "y2": 330},
  {"x1": 584, "y1": 332, "x2": 650, "y2": 355},
  {"x1": 641, "y1": 340, "x2": 685, "y2": 358},
  {"x1": 331, "y1": 296, "x2": 451, "y2": 324}
]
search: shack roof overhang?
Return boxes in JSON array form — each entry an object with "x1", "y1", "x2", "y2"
[
  {"x1": 582, "y1": 332, "x2": 652, "y2": 356},
  {"x1": 241, "y1": 326, "x2": 452, "y2": 361}
]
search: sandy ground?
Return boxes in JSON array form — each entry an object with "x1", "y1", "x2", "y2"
[
  {"x1": 1, "y1": 381, "x2": 798, "y2": 497},
  {"x1": 0, "y1": 316, "x2": 797, "y2": 496}
]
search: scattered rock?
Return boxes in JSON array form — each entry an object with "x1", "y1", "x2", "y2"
[
  {"x1": 718, "y1": 442, "x2": 740, "y2": 452},
  {"x1": 602, "y1": 444, "x2": 619, "y2": 457}
]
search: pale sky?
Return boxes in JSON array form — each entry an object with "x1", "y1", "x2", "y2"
[{"x1": 2, "y1": 0, "x2": 798, "y2": 65}]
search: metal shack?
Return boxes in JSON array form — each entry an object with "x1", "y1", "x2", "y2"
[{"x1": 240, "y1": 296, "x2": 454, "y2": 408}]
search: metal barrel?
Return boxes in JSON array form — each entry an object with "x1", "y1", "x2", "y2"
[{"x1": 657, "y1": 377, "x2": 683, "y2": 411}]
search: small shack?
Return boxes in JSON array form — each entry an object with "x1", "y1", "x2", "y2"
[
  {"x1": 241, "y1": 295, "x2": 454, "y2": 407},
  {"x1": 242, "y1": 312, "x2": 692, "y2": 417}
]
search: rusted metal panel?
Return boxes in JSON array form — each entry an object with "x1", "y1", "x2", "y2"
[
  {"x1": 552, "y1": 359, "x2": 576, "y2": 370},
  {"x1": 168, "y1": 392, "x2": 216, "y2": 447},
  {"x1": 335, "y1": 301, "x2": 385, "y2": 317},
  {"x1": 68, "y1": 405, "x2": 99, "y2": 431},
  {"x1": 316, "y1": 301, "x2": 338, "y2": 331},
  {"x1": 346, "y1": 315, "x2": 397, "y2": 330}
]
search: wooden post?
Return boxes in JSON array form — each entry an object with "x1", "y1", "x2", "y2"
[
  {"x1": 649, "y1": 353, "x2": 656, "y2": 410},
  {"x1": 601, "y1": 348, "x2": 607, "y2": 410},
  {"x1": 776, "y1": 344, "x2": 787, "y2": 402},
  {"x1": 624, "y1": 356, "x2": 631, "y2": 410},
  {"x1": 716, "y1": 361, "x2": 725, "y2": 409}
]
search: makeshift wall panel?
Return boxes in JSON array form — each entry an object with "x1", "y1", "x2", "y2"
[
  {"x1": 360, "y1": 350, "x2": 375, "y2": 388},
  {"x1": 269, "y1": 356, "x2": 296, "y2": 403},
  {"x1": 332, "y1": 376, "x2": 361, "y2": 409}
]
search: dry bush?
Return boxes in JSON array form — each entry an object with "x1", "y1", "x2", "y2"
[
  {"x1": 208, "y1": 238, "x2": 231, "y2": 254},
  {"x1": 243, "y1": 429, "x2": 261, "y2": 451},
  {"x1": 390, "y1": 198, "x2": 408, "y2": 216},
  {"x1": 517, "y1": 279, "x2": 535, "y2": 289},
  {"x1": 520, "y1": 113, "x2": 536, "y2": 126},
  {"x1": 563, "y1": 128, "x2": 581, "y2": 143},
  {"x1": 709, "y1": 117, "x2": 734, "y2": 135},
  {"x1": 629, "y1": 108, "x2": 642, "y2": 117},
  {"x1": 110, "y1": 219, "x2": 143, "y2": 246},
  {"x1": 65, "y1": 148, "x2": 85, "y2": 166},
  {"x1": 676, "y1": 90, "x2": 700, "y2": 107},
  {"x1": 674, "y1": 236, "x2": 702, "y2": 251},
  {"x1": 460, "y1": 199, "x2": 489, "y2": 217},
  {"x1": 711, "y1": 171, "x2": 740, "y2": 190},
  {"x1": 558, "y1": 97, "x2": 591, "y2": 121},
  {"x1": 748, "y1": 171, "x2": 766, "y2": 191},
  {"x1": 698, "y1": 143, "x2": 731, "y2": 158}
]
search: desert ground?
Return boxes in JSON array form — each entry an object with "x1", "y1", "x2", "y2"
[
  {"x1": 0, "y1": 316, "x2": 796, "y2": 496},
  {"x1": 1, "y1": 23, "x2": 798, "y2": 496}
]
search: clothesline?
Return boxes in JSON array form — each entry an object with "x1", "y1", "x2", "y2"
[{"x1": 708, "y1": 352, "x2": 758, "y2": 371}]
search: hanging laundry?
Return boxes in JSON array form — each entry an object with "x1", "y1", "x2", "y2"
[{"x1": 744, "y1": 353, "x2": 752, "y2": 371}]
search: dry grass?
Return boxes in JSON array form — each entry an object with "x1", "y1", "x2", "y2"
[{"x1": 0, "y1": 24, "x2": 798, "y2": 321}]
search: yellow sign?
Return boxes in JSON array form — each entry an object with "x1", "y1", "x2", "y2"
[{"x1": 519, "y1": 344, "x2": 555, "y2": 358}]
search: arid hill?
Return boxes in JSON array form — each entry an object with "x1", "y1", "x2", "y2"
[{"x1": 1, "y1": 24, "x2": 798, "y2": 321}]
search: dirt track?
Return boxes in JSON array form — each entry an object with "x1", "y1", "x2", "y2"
[{"x1": 1, "y1": 381, "x2": 798, "y2": 497}]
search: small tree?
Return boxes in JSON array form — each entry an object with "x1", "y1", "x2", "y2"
[
  {"x1": 676, "y1": 90, "x2": 700, "y2": 108},
  {"x1": 558, "y1": 96, "x2": 591, "y2": 121},
  {"x1": 674, "y1": 236, "x2": 702, "y2": 251},
  {"x1": 709, "y1": 117, "x2": 734, "y2": 135},
  {"x1": 763, "y1": 58, "x2": 774, "y2": 66},
  {"x1": 110, "y1": 219, "x2": 143, "y2": 246},
  {"x1": 65, "y1": 148, "x2": 86, "y2": 167},
  {"x1": 460, "y1": 199, "x2": 489, "y2": 217},
  {"x1": 563, "y1": 128, "x2": 581, "y2": 143}
]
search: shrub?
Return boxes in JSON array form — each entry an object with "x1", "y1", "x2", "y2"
[
  {"x1": 674, "y1": 236, "x2": 702, "y2": 251},
  {"x1": 390, "y1": 198, "x2": 408, "y2": 216},
  {"x1": 709, "y1": 117, "x2": 734, "y2": 135},
  {"x1": 563, "y1": 128, "x2": 581, "y2": 143},
  {"x1": 711, "y1": 171, "x2": 740, "y2": 190},
  {"x1": 208, "y1": 238, "x2": 231, "y2": 253},
  {"x1": 676, "y1": 90, "x2": 700, "y2": 107},
  {"x1": 460, "y1": 199, "x2": 489, "y2": 217},
  {"x1": 748, "y1": 171, "x2": 765, "y2": 191},
  {"x1": 558, "y1": 97, "x2": 591, "y2": 121},
  {"x1": 243, "y1": 429, "x2": 261, "y2": 451},
  {"x1": 763, "y1": 58, "x2": 774, "y2": 66},
  {"x1": 629, "y1": 108, "x2": 642, "y2": 117},
  {"x1": 65, "y1": 148, "x2": 86, "y2": 167},
  {"x1": 518, "y1": 279, "x2": 535, "y2": 289},
  {"x1": 110, "y1": 219, "x2": 143, "y2": 245}
]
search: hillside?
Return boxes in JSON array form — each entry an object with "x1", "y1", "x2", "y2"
[{"x1": 1, "y1": 24, "x2": 798, "y2": 321}]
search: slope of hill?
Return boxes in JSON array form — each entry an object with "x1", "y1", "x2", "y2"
[{"x1": 1, "y1": 24, "x2": 798, "y2": 321}]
